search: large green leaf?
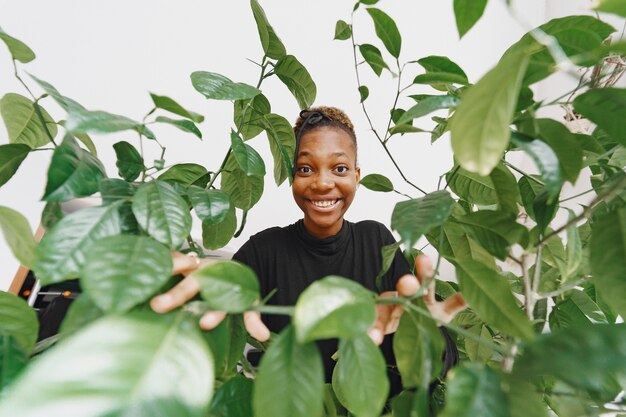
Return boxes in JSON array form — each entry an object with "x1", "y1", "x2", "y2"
[
  {"x1": 221, "y1": 157, "x2": 264, "y2": 211},
  {"x1": 440, "y1": 363, "x2": 510, "y2": 417},
  {"x1": 209, "y1": 374, "x2": 253, "y2": 417},
  {"x1": 27, "y1": 74, "x2": 87, "y2": 113},
  {"x1": 455, "y1": 211, "x2": 528, "y2": 259},
  {"x1": 191, "y1": 71, "x2": 261, "y2": 101},
  {"x1": 256, "y1": 113, "x2": 295, "y2": 186},
  {"x1": 202, "y1": 203, "x2": 237, "y2": 250},
  {"x1": 158, "y1": 163, "x2": 209, "y2": 188},
  {"x1": 502, "y1": 376, "x2": 549, "y2": 417},
  {"x1": 412, "y1": 72, "x2": 469, "y2": 86},
  {"x1": 334, "y1": 20, "x2": 352, "y2": 41},
  {"x1": 203, "y1": 314, "x2": 247, "y2": 378},
  {"x1": 510, "y1": 133, "x2": 562, "y2": 197},
  {"x1": 113, "y1": 140, "x2": 144, "y2": 182},
  {"x1": 416, "y1": 55, "x2": 468, "y2": 83},
  {"x1": 514, "y1": 324, "x2": 626, "y2": 393},
  {"x1": 359, "y1": 173, "x2": 393, "y2": 192},
  {"x1": 0, "y1": 312, "x2": 214, "y2": 417},
  {"x1": 230, "y1": 130, "x2": 266, "y2": 177},
  {"x1": 489, "y1": 164, "x2": 520, "y2": 216},
  {"x1": 393, "y1": 308, "x2": 444, "y2": 388},
  {"x1": 358, "y1": 44, "x2": 390, "y2": 76},
  {"x1": 0, "y1": 206, "x2": 36, "y2": 268},
  {"x1": 42, "y1": 135, "x2": 106, "y2": 202},
  {"x1": 193, "y1": 261, "x2": 260, "y2": 313},
  {"x1": 155, "y1": 116, "x2": 202, "y2": 139},
  {"x1": 253, "y1": 326, "x2": 324, "y2": 417},
  {"x1": 574, "y1": 88, "x2": 626, "y2": 146},
  {"x1": 504, "y1": 16, "x2": 615, "y2": 85},
  {"x1": 595, "y1": 0, "x2": 626, "y2": 17},
  {"x1": 234, "y1": 93, "x2": 271, "y2": 140},
  {"x1": 249, "y1": 0, "x2": 286, "y2": 59},
  {"x1": 0, "y1": 27, "x2": 35, "y2": 63},
  {"x1": 426, "y1": 221, "x2": 496, "y2": 270},
  {"x1": 450, "y1": 51, "x2": 529, "y2": 175},
  {"x1": 293, "y1": 276, "x2": 376, "y2": 343},
  {"x1": 80, "y1": 235, "x2": 173, "y2": 313},
  {"x1": 375, "y1": 242, "x2": 401, "y2": 290},
  {"x1": 395, "y1": 96, "x2": 459, "y2": 126},
  {"x1": 66, "y1": 107, "x2": 155, "y2": 139},
  {"x1": 447, "y1": 167, "x2": 497, "y2": 205},
  {"x1": 32, "y1": 204, "x2": 122, "y2": 285},
  {"x1": 0, "y1": 334, "x2": 28, "y2": 391},
  {"x1": 465, "y1": 324, "x2": 493, "y2": 362},
  {"x1": 0, "y1": 93, "x2": 57, "y2": 148},
  {"x1": 366, "y1": 8, "x2": 401, "y2": 58},
  {"x1": 274, "y1": 55, "x2": 317, "y2": 110},
  {"x1": 188, "y1": 186, "x2": 230, "y2": 225},
  {"x1": 0, "y1": 144, "x2": 30, "y2": 187},
  {"x1": 564, "y1": 209, "x2": 582, "y2": 281},
  {"x1": 332, "y1": 335, "x2": 388, "y2": 417},
  {"x1": 549, "y1": 289, "x2": 607, "y2": 330},
  {"x1": 455, "y1": 260, "x2": 534, "y2": 339},
  {"x1": 149, "y1": 93, "x2": 204, "y2": 123},
  {"x1": 391, "y1": 190, "x2": 455, "y2": 247},
  {"x1": 453, "y1": 0, "x2": 489, "y2": 38},
  {"x1": 132, "y1": 180, "x2": 192, "y2": 248},
  {"x1": 0, "y1": 291, "x2": 38, "y2": 353},
  {"x1": 590, "y1": 207, "x2": 626, "y2": 318}
]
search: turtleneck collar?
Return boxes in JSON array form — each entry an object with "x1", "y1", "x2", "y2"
[{"x1": 293, "y1": 219, "x2": 351, "y2": 256}]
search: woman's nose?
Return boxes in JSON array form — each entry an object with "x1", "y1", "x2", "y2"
[{"x1": 312, "y1": 172, "x2": 334, "y2": 190}]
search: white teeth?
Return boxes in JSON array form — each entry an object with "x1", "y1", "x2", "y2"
[{"x1": 311, "y1": 199, "x2": 337, "y2": 208}]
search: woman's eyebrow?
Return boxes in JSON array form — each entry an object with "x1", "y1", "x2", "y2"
[{"x1": 297, "y1": 151, "x2": 348, "y2": 158}]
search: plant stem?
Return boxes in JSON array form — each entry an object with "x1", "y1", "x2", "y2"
[
  {"x1": 503, "y1": 160, "x2": 545, "y2": 186},
  {"x1": 520, "y1": 255, "x2": 534, "y2": 321},
  {"x1": 252, "y1": 305, "x2": 294, "y2": 316},
  {"x1": 392, "y1": 189, "x2": 413, "y2": 199},
  {"x1": 530, "y1": 245, "x2": 542, "y2": 316},
  {"x1": 443, "y1": 165, "x2": 460, "y2": 191},
  {"x1": 538, "y1": 275, "x2": 591, "y2": 299},
  {"x1": 559, "y1": 188, "x2": 594, "y2": 203}
]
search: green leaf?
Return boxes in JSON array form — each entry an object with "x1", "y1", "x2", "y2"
[
  {"x1": 234, "y1": 93, "x2": 271, "y2": 140},
  {"x1": 574, "y1": 88, "x2": 626, "y2": 146},
  {"x1": 149, "y1": 93, "x2": 204, "y2": 123},
  {"x1": 453, "y1": 0, "x2": 489, "y2": 38},
  {"x1": 0, "y1": 93, "x2": 57, "y2": 148},
  {"x1": 73, "y1": 132, "x2": 97, "y2": 156},
  {"x1": 595, "y1": 0, "x2": 626, "y2": 17},
  {"x1": 396, "y1": 95, "x2": 459, "y2": 126},
  {"x1": 426, "y1": 221, "x2": 496, "y2": 270},
  {"x1": 518, "y1": 176, "x2": 544, "y2": 220},
  {"x1": 447, "y1": 167, "x2": 497, "y2": 205},
  {"x1": 413, "y1": 73, "x2": 469, "y2": 86},
  {"x1": 489, "y1": 164, "x2": 520, "y2": 216},
  {"x1": 0, "y1": 206, "x2": 36, "y2": 268},
  {"x1": 209, "y1": 374, "x2": 253, "y2": 417},
  {"x1": 366, "y1": 8, "x2": 401, "y2": 58},
  {"x1": 360, "y1": 173, "x2": 393, "y2": 192},
  {"x1": 0, "y1": 291, "x2": 38, "y2": 353},
  {"x1": 332, "y1": 335, "x2": 389, "y2": 417},
  {"x1": 358, "y1": 44, "x2": 390, "y2": 76},
  {"x1": 450, "y1": 51, "x2": 529, "y2": 175},
  {"x1": 0, "y1": 27, "x2": 35, "y2": 63},
  {"x1": 334, "y1": 20, "x2": 352, "y2": 40},
  {"x1": 0, "y1": 312, "x2": 214, "y2": 417},
  {"x1": 32, "y1": 204, "x2": 122, "y2": 285},
  {"x1": 113, "y1": 140, "x2": 144, "y2": 182},
  {"x1": 591, "y1": 207, "x2": 626, "y2": 318},
  {"x1": 80, "y1": 235, "x2": 172, "y2": 313},
  {"x1": 393, "y1": 308, "x2": 444, "y2": 388},
  {"x1": 503, "y1": 376, "x2": 549, "y2": 417},
  {"x1": 41, "y1": 201, "x2": 64, "y2": 230},
  {"x1": 375, "y1": 242, "x2": 401, "y2": 290},
  {"x1": 158, "y1": 163, "x2": 209, "y2": 188},
  {"x1": 391, "y1": 190, "x2": 455, "y2": 247},
  {"x1": 42, "y1": 135, "x2": 106, "y2": 202},
  {"x1": 0, "y1": 334, "x2": 28, "y2": 391},
  {"x1": 203, "y1": 315, "x2": 246, "y2": 378},
  {"x1": 193, "y1": 261, "x2": 260, "y2": 313},
  {"x1": 510, "y1": 133, "x2": 562, "y2": 197},
  {"x1": 202, "y1": 203, "x2": 237, "y2": 250},
  {"x1": 274, "y1": 55, "x2": 317, "y2": 110},
  {"x1": 564, "y1": 209, "x2": 582, "y2": 280},
  {"x1": 254, "y1": 326, "x2": 324, "y2": 417},
  {"x1": 549, "y1": 289, "x2": 607, "y2": 330},
  {"x1": 249, "y1": 0, "x2": 286, "y2": 59},
  {"x1": 294, "y1": 276, "x2": 376, "y2": 343},
  {"x1": 465, "y1": 325, "x2": 493, "y2": 362},
  {"x1": 514, "y1": 324, "x2": 626, "y2": 393},
  {"x1": 132, "y1": 181, "x2": 192, "y2": 248},
  {"x1": 389, "y1": 124, "x2": 427, "y2": 135},
  {"x1": 455, "y1": 211, "x2": 528, "y2": 259},
  {"x1": 221, "y1": 157, "x2": 264, "y2": 211},
  {"x1": 230, "y1": 130, "x2": 266, "y2": 177},
  {"x1": 66, "y1": 107, "x2": 155, "y2": 139},
  {"x1": 155, "y1": 116, "x2": 202, "y2": 139},
  {"x1": 417, "y1": 55, "x2": 468, "y2": 80},
  {"x1": 358, "y1": 85, "x2": 369, "y2": 103},
  {"x1": 27, "y1": 74, "x2": 87, "y2": 113},
  {"x1": 256, "y1": 113, "x2": 295, "y2": 186},
  {"x1": 0, "y1": 144, "x2": 30, "y2": 187},
  {"x1": 58, "y1": 294, "x2": 104, "y2": 338},
  {"x1": 455, "y1": 260, "x2": 534, "y2": 339},
  {"x1": 191, "y1": 71, "x2": 261, "y2": 101},
  {"x1": 440, "y1": 363, "x2": 510, "y2": 417},
  {"x1": 188, "y1": 186, "x2": 230, "y2": 225}
]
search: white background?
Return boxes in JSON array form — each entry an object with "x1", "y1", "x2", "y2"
[{"x1": 0, "y1": 0, "x2": 620, "y2": 290}]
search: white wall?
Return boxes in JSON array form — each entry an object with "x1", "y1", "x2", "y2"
[{"x1": 0, "y1": 0, "x2": 610, "y2": 290}]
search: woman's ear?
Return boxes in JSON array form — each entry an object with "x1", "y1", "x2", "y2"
[{"x1": 355, "y1": 166, "x2": 361, "y2": 185}]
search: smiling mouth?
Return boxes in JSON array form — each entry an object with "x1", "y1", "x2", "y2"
[{"x1": 309, "y1": 199, "x2": 340, "y2": 208}]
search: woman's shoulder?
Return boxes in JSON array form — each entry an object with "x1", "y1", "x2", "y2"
[{"x1": 352, "y1": 219, "x2": 392, "y2": 234}]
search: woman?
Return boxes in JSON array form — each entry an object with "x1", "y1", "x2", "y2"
[{"x1": 151, "y1": 106, "x2": 466, "y2": 390}]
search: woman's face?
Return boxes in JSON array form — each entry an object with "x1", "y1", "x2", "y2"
[{"x1": 292, "y1": 126, "x2": 360, "y2": 239}]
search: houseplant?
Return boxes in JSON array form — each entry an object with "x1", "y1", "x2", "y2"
[{"x1": 1, "y1": 0, "x2": 626, "y2": 416}]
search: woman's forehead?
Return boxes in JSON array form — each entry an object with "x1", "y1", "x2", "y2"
[{"x1": 298, "y1": 127, "x2": 356, "y2": 156}]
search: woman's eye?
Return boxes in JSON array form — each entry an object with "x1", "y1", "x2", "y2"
[
  {"x1": 335, "y1": 166, "x2": 349, "y2": 174},
  {"x1": 298, "y1": 166, "x2": 312, "y2": 174}
]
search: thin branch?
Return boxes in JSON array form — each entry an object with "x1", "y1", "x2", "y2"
[
  {"x1": 538, "y1": 275, "x2": 591, "y2": 299},
  {"x1": 504, "y1": 160, "x2": 545, "y2": 186}
]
